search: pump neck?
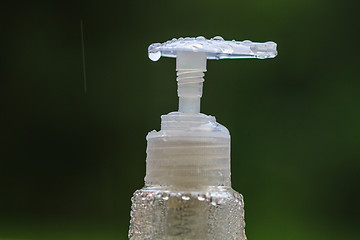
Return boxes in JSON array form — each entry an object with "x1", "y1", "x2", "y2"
[{"x1": 176, "y1": 51, "x2": 207, "y2": 113}]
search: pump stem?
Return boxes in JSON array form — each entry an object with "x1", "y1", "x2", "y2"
[{"x1": 176, "y1": 51, "x2": 207, "y2": 113}]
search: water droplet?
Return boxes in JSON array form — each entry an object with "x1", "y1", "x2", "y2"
[
  {"x1": 197, "y1": 195, "x2": 206, "y2": 201},
  {"x1": 242, "y1": 40, "x2": 252, "y2": 45},
  {"x1": 162, "y1": 193, "x2": 169, "y2": 201},
  {"x1": 191, "y1": 43, "x2": 203, "y2": 50},
  {"x1": 233, "y1": 192, "x2": 240, "y2": 198},
  {"x1": 149, "y1": 51, "x2": 161, "y2": 61},
  {"x1": 182, "y1": 195, "x2": 190, "y2": 201},
  {"x1": 221, "y1": 46, "x2": 233, "y2": 54},
  {"x1": 211, "y1": 36, "x2": 224, "y2": 41},
  {"x1": 196, "y1": 36, "x2": 206, "y2": 41},
  {"x1": 265, "y1": 41, "x2": 275, "y2": 45}
]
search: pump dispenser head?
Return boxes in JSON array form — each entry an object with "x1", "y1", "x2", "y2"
[
  {"x1": 145, "y1": 36, "x2": 277, "y2": 187},
  {"x1": 148, "y1": 36, "x2": 277, "y2": 113}
]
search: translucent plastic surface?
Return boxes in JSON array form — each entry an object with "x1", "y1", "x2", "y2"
[
  {"x1": 129, "y1": 186, "x2": 246, "y2": 240},
  {"x1": 146, "y1": 112, "x2": 231, "y2": 187},
  {"x1": 148, "y1": 36, "x2": 277, "y2": 61}
]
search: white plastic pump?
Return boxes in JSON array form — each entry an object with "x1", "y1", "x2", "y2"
[
  {"x1": 129, "y1": 36, "x2": 277, "y2": 240},
  {"x1": 149, "y1": 36, "x2": 277, "y2": 113}
]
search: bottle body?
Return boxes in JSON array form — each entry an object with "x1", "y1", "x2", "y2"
[{"x1": 129, "y1": 185, "x2": 246, "y2": 240}]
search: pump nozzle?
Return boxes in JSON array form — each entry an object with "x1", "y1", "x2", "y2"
[{"x1": 148, "y1": 36, "x2": 277, "y2": 113}]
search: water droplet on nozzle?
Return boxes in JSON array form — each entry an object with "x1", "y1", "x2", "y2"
[
  {"x1": 211, "y1": 36, "x2": 224, "y2": 41},
  {"x1": 149, "y1": 51, "x2": 161, "y2": 61}
]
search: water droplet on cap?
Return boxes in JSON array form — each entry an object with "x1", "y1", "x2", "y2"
[
  {"x1": 149, "y1": 51, "x2": 161, "y2": 61},
  {"x1": 242, "y1": 40, "x2": 252, "y2": 45},
  {"x1": 192, "y1": 43, "x2": 203, "y2": 50},
  {"x1": 211, "y1": 36, "x2": 224, "y2": 41}
]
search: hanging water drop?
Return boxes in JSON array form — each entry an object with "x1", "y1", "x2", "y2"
[{"x1": 149, "y1": 51, "x2": 161, "y2": 61}]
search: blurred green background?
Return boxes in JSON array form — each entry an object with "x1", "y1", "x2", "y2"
[{"x1": 1, "y1": 0, "x2": 359, "y2": 239}]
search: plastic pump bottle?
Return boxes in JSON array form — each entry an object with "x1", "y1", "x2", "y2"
[{"x1": 129, "y1": 36, "x2": 277, "y2": 240}]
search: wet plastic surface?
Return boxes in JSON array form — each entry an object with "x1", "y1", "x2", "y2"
[{"x1": 148, "y1": 36, "x2": 277, "y2": 61}]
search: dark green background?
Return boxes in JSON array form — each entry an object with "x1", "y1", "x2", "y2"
[{"x1": 1, "y1": 0, "x2": 359, "y2": 239}]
